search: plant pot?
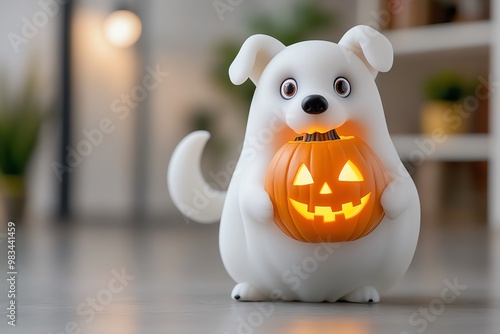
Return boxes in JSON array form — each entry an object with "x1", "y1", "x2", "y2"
[
  {"x1": 0, "y1": 174, "x2": 26, "y2": 223},
  {"x1": 420, "y1": 101, "x2": 470, "y2": 135}
]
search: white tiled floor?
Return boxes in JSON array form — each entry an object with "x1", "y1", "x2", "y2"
[{"x1": 1, "y1": 216, "x2": 499, "y2": 333}]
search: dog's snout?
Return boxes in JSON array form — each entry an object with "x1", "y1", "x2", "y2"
[{"x1": 302, "y1": 95, "x2": 328, "y2": 114}]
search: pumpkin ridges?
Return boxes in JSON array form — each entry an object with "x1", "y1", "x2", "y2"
[
  {"x1": 352, "y1": 141, "x2": 377, "y2": 239},
  {"x1": 308, "y1": 143, "x2": 327, "y2": 242},
  {"x1": 316, "y1": 140, "x2": 358, "y2": 242},
  {"x1": 273, "y1": 144, "x2": 314, "y2": 242},
  {"x1": 356, "y1": 139, "x2": 386, "y2": 238},
  {"x1": 302, "y1": 140, "x2": 344, "y2": 241},
  {"x1": 289, "y1": 142, "x2": 319, "y2": 243},
  {"x1": 325, "y1": 140, "x2": 357, "y2": 242},
  {"x1": 316, "y1": 139, "x2": 357, "y2": 242},
  {"x1": 347, "y1": 140, "x2": 367, "y2": 240},
  {"x1": 344, "y1": 139, "x2": 376, "y2": 240},
  {"x1": 270, "y1": 144, "x2": 304, "y2": 240},
  {"x1": 269, "y1": 145, "x2": 294, "y2": 238},
  {"x1": 281, "y1": 144, "x2": 312, "y2": 241},
  {"x1": 266, "y1": 135, "x2": 387, "y2": 243},
  {"x1": 309, "y1": 142, "x2": 346, "y2": 242}
]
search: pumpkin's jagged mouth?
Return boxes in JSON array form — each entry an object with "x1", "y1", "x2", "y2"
[{"x1": 289, "y1": 193, "x2": 371, "y2": 223}]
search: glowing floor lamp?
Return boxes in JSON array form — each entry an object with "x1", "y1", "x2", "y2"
[
  {"x1": 104, "y1": 7, "x2": 142, "y2": 48},
  {"x1": 104, "y1": 4, "x2": 149, "y2": 219}
]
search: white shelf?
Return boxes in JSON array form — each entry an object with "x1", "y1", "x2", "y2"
[
  {"x1": 384, "y1": 21, "x2": 491, "y2": 55},
  {"x1": 356, "y1": 2, "x2": 500, "y2": 227},
  {"x1": 392, "y1": 134, "x2": 489, "y2": 161}
]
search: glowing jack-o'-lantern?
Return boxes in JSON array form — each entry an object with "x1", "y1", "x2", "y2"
[{"x1": 265, "y1": 130, "x2": 387, "y2": 243}]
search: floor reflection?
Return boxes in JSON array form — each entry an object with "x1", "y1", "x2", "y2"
[{"x1": 1, "y1": 216, "x2": 499, "y2": 333}]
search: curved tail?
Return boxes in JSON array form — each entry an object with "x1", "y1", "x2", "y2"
[{"x1": 167, "y1": 131, "x2": 226, "y2": 224}]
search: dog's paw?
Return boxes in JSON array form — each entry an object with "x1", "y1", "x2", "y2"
[
  {"x1": 342, "y1": 286, "x2": 380, "y2": 304},
  {"x1": 240, "y1": 188, "x2": 274, "y2": 224},
  {"x1": 231, "y1": 283, "x2": 267, "y2": 301},
  {"x1": 381, "y1": 179, "x2": 412, "y2": 220}
]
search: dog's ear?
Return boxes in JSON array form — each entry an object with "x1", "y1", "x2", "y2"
[
  {"x1": 339, "y1": 25, "x2": 393, "y2": 78},
  {"x1": 229, "y1": 34, "x2": 286, "y2": 86}
]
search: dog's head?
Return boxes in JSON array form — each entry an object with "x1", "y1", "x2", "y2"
[{"x1": 229, "y1": 25, "x2": 393, "y2": 136}]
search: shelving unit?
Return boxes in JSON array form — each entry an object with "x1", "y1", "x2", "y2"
[
  {"x1": 392, "y1": 134, "x2": 489, "y2": 161},
  {"x1": 384, "y1": 20, "x2": 490, "y2": 55},
  {"x1": 357, "y1": 1, "x2": 500, "y2": 228}
]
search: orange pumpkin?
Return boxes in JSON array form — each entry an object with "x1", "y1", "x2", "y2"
[{"x1": 265, "y1": 130, "x2": 387, "y2": 243}]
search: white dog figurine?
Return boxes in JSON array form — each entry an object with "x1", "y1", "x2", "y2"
[{"x1": 168, "y1": 25, "x2": 420, "y2": 303}]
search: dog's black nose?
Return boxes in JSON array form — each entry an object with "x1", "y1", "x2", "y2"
[{"x1": 302, "y1": 95, "x2": 328, "y2": 114}]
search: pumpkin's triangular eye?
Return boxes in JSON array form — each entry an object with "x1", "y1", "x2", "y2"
[
  {"x1": 339, "y1": 160, "x2": 364, "y2": 182},
  {"x1": 293, "y1": 163, "x2": 314, "y2": 186}
]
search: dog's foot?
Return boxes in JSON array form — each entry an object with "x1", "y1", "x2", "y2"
[
  {"x1": 231, "y1": 283, "x2": 267, "y2": 301},
  {"x1": 342, "y1": 286, "x2": 380, "y2": 303}
]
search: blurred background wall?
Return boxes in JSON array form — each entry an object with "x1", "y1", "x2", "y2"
[{"x1": 0, "y1": 0, "x2": 494, "y2": 226}]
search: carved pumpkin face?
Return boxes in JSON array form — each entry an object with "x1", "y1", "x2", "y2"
[{"x1": 265, "y1": 132, "x2": 387, "y2": 243}]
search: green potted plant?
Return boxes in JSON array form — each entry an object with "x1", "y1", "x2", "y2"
[
  {"x1": 421, "y1": 70, "x2": 472, "y2": 135},
  {"x1": 0, "y1": 71, "x2": 44, "y2": 222}
]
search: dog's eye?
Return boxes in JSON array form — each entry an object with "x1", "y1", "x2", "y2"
[
  {"x1": 281, "y1": 78, "x2": 298, "y2": 99},
  {"x1": 334, "y1": 77, "x2": 351, "y2": 98}
]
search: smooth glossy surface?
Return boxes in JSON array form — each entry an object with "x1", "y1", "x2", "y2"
[
  {"x1": 170, "y1": 27, "x2": 419, "y2": 301},
  {"x1": 0, "y1": 217, "x2": 499, "y2": 333},
  {"x1": 266, "y1": 137, "x2": 387, "y2": 243}
]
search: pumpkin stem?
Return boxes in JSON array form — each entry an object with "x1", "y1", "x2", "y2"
[{"x1": 295, "y1": 129, "x2": 340, "y2": 142}]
